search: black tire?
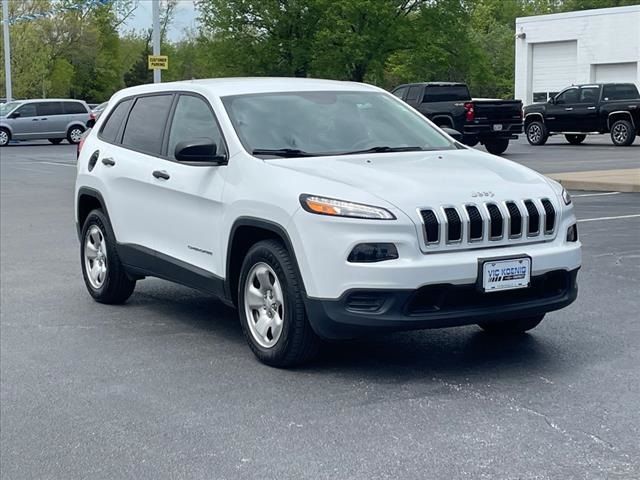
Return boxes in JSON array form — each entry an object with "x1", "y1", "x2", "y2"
[
  {"x1": 48, "y1": 138, "x2": 63, "y2": 145},
  {"x1": 565, "y1": 134, "x2": 586, "y2": 145},
  {"x1": 462, "y1": 136, "x2": 479, "y2": 147},
  {"x1": 0, "y1": 127, "x2": 10, "y2": 147},
  {"x1": 238, "y1": 239, "x2": 320, "y2": 367},
  {"x1": 484, "y1": 138, "x2": 509, "y2": 155},
  {"x1": 67, "y1": 125, "x2": 84, "y2": 144},
  {"x1": 526, "y1": 121, "x2": 548, "y2": 146},
  {"x1": 478, "y1": 315, "x2": 545, "y2": 334},
  {"x1": 610, "y1": 119, "x2": 636, "y2": 146},
  {"x1": 80, "y1": 209, "x2": 136, "y2": 304}
]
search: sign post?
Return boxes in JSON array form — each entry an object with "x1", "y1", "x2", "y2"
[
  {"x1": 2, "y1": 0, "x2": 12, "y2": 101},
  {"x1": 151, "y1": 0, "x2": 161, "y2": 83}
]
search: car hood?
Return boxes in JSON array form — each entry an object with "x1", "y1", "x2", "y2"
[{"x1": 268, "y1": 149, "x2": 556, "y2": 216}]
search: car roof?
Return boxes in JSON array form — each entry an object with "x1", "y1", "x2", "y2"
[
  {"x1": 110, "y1": 77, "x2": 382, "y2": 101},
  {"x1": 17, "y1": 98, "x2": 87, "y2": 103},
  {"x1": 394, "y1": 82, "x2": 467, "y2": 89}
]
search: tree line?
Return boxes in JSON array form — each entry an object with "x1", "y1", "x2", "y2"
[{"x1": 0, "y1": 0, "x2": 635, "y2": 103}]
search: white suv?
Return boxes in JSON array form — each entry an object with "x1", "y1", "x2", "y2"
[{"x1": 75, "y1": 78, "x2": 581, "y2": 366}]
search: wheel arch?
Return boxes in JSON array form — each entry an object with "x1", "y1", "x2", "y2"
[
  {"x1": 607, "y1": 111, "x2": 635, "y2": 130},
  {"x1": 430, "y1": 115, "x2": 454, "y2": 128},
  {"x1": 77, "y1": 187, "x2": 110, "y2": 240},
  {"x1": 524, "y1": 113, "x2": 544, "y2": 126},
  {"x1": 225, "y1": 217, "x2": 306, "y2": 306}
]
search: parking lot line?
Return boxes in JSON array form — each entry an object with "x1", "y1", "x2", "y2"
[
  {"x1": 572, "y1": 192, "x2": 621, "y2": 198},
  {"x1": 578, "y1": 214, "x2": 640, "y2": 223}
]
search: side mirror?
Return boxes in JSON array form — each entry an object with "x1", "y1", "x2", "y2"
[
  {"x1": 441, "y1": 127, "x2": 463, "y2": 141},
  {"x1": 174, "y1": 138, "x2": 227, "y2": 165},
  {"x1": 9, "y1": 111, "x2": 20, "y2": 119}
]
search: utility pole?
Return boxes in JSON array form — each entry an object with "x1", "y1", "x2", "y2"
[
  {"x1": 152, "y1": 0, "x2": 161, "y2": 83},
  {"x1": 2, "y1": 0, "x2": 12, "y2": 101}
]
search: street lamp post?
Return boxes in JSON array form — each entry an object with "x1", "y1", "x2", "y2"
[
  {"x1": 2, "y1": 0, "x2": 12, "y2": 101},
  {"x1": 152, "y1": 0, "x2": 160, "y2": 83}
]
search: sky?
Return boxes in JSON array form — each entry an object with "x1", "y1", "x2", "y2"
[{"x1": 124, "y1": 0, "x2": 199, "y2": 42}]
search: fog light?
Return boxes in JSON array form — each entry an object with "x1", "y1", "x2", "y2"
[
  {"x1": 566, "y1": 224, "x2": 578, "y2": 242},
  {"x1": 348, "y1": 243, "x2": 398, "y2": 263}
]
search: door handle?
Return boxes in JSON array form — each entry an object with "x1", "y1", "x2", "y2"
[
  {"x1": 587, "y1": 106, "x2": 596, "y2": 110},
  {"x1": 41, "y1": 118, "x2": 48, "y2": 120},
  {"x1": 152, "y1": 170, "x2": 170, "y2": 180},
  {"x1": 31, "y1": 118, "x2": 39, "y2": 121},
  {"x1": 101, "y1": 157, "x2": 115, "y2": 166},
  {"x1": 565, "y1": 107, "x2": 573, "y2": 111}
]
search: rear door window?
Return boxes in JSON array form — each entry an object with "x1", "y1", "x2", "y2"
[
  {"x1": 578, "y1": 86, "x2": 600, "y2": 104},
  {"x1": 63, "y1": 102, "x2": 88, "y2": 114},
  {"x1": 423, "y1": 85, "x2": 470, "y2": 102},
  {"x1": 100, "y1": 99, "x2": 133, "y2": 144},
  {"x1": 37, "y1": 102, "x2": 63, "y2": 116},
  {"x1": 602, "y1": 84, "x2": 639, "y2": 101},
  {"x1": 121, "y1": 94, "x2": 173, "y2": 155}
]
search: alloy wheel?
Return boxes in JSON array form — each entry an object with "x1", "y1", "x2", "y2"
[
  {"x1": 528, "y1": 124, "x2": 541, "y2": 143},
  {"x1": 84, "y1": 225, "x2": 108, "y2": 289},
  {"x1": 612, "y1": 123, "x2": 628, "y2": 144},
  {"x1": 70, "y1": 128, "x2": 83, "y2": 144},
  {"x1": 0, "y1": 130, "x2": 8, "y2": 146},
  {"x1": 243, "y1": 262, "x2": 285, "y2": 348}
]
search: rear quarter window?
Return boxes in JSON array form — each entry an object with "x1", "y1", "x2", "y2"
[
  {"x1": 63, "y1": 102, "x2": 88, "y2": 114},
  {"x1": 602, "y1": 84, "x2": 640, "y2": 101},
  {"x1": 99, "y1": 99, "x2": 133, "y2": 144}
]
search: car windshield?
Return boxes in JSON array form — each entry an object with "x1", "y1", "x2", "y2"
[
  {"x1": 222, "y1": 91, "x2": 456, "y2": 157},
  {"x1": 0, "y1": 101, "x2": 21, "y2": 116}
]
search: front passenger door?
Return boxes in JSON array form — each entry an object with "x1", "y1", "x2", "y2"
[
  {"x1": 547, "y1": 88, "x2": 579, "y2": 132},
  {"x1": 145, "y1": 93, "x2": 228, "y2": 277}
]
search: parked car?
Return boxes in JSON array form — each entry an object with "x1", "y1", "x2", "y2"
[
  {"x1": 0, "y1": 99, "x2": 92, "y2": 146},
  {"x1": 87, "y1": 101, "x2": 108, "y2": 128},
  {"x1": 524, "y1": 83, "x2": 640, "y2": 146},
  {"x1": 391, "y1": 82, "x2": 523, "y2": 155},
  {"x1": 75, "y1": 78, "x2": 581, "y2": 366}
]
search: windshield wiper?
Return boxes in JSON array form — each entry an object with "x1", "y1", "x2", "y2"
[
  {"x1": 338, "y1": 146, "x2": 425, "y2": 155},
  {"x1": 252, "y1": 148, "x2": 315, "y2": 158}
]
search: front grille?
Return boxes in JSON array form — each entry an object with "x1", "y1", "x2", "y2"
[
  {"x1": 420, "y1": 209, "x2": 439, "y2": 243},
  {"x1": 486, "y1": 204, "x2": 503, "y2": 239},
  {"x1": 444, "y1": 207, "x2": 462, "y2": 242},
  {"x1": 465, "y1": 205, "x2": 483, "y2": 240},
  {"x1": 541, "y1": 199, "x2": 556, "y2": 233},
  {"x1": 524, "y1": 200, "x2": 540, "y2": 235},
  {"x1": 419, "y1": 198, "x2": 555, "y2": 249}
]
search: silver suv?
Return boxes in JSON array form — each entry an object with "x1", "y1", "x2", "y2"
[{"x1": 0, "y1": 99, "x2": 92, "y2": 146}]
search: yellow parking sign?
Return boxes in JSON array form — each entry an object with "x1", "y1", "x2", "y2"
[{"x1": 148, "y1": 55, "x2": 169, "y2": 70}]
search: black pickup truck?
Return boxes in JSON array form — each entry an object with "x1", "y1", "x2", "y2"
[
  {"x1": 523, "y1": 83, "x2": 640, "y2": 147},
  {"x1": 391, "y1": 82, "x2": 523, "y2": 155}
]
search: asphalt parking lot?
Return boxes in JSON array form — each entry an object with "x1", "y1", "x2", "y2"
[{"x1": 1, "y1": 137, "x2": 639, "y2": 479}]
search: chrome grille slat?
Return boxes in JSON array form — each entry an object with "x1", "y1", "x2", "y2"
[{"x1": 419, "y1": 197, "x2": 555, "y2": 250}]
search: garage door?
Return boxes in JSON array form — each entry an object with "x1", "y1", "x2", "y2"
[
  {"x1": 593, "y1": 62, "x2": 638, "y2": 84},
  {"x1": 531, "y1": 41, "x2": 577, "y2": 103}
]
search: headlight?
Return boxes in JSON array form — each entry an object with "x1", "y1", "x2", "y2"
[
  {"x1": 300, "y1": 194, "x2": 395, "y2": 220},
  {"x1": 562, "y1": 188, "x2": 572, "y2": 205}
]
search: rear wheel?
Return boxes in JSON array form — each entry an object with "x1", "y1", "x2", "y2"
[
  {"x1": 67, "y1": 126, "x2": 84, "y2": 144},
  {"x1": 0, "y1": 128, "x2": 10, "y2": 147},
  {"x1": 484, "y1": 138, "x2": 509, "y2": 155},
  {"x1": 610, "y1": 119, "x2": 636, "y2": 146},
  {"x1": 48, "y1": 138, "x2": 63, "y2": 145},
  {"x1": 462, "y1": 136, "x2": 479, "y2": 147},
  {"x1": 81, "y1": 210, "x2": 136, "y2": 304},
  {"x1": 478, "y1": 315, "x2": 545, "y2": 334},
  {"x1": 526, "y1": 121, "x2": 548, "y2": 145},
  {"x1": 565, "y1": 134, "x2": 586, "y2": 145},
  {"x1": 238, "y1": 239, "x2": 320, "y2": 367}
]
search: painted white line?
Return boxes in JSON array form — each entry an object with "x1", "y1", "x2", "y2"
[
  {"x1": 38, "y1": 161, "x2": 76, "y2": 167},
  {"x1": 572, "y1": 192, "x2": 621, "y2": 198},
  {"x1": 578, "y1": 214, "x2": 640, "y2": 223}
]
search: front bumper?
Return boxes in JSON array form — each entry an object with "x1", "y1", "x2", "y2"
[{"x1": 305, "y1": 268, "x2": 578, "y2": 339}]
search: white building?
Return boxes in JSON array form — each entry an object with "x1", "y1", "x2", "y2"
[{"x1": 515, "y1": 5, "x2": 640, "y2": 105}]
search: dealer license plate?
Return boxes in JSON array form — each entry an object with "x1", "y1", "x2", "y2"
[
  {"x1": 482, "y1": 257, "x2": 531, "y2": 292},
  {"x1": 492, "y1": 124, "x2": 503, "y2": 131}
]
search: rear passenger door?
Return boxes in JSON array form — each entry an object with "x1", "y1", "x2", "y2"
[{"x1": 36, "y1": 102, "x2": 65, "y2": 136}]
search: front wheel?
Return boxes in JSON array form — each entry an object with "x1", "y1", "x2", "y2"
[
  {"x1": 81, "y1": 210, "x2": 136, "y2": 304},
  {"x1": 0, "y1": 128, "x2": 10, "y2": 147},
  {"x1": 565, "y1": 134, "x2": 586, "y2": 145},
  {"x1": 484, "y1": 138, "x2": 509, "y2": 155},
  {"x1": 238, "y1": 239, "x2": 320, "y2": 367},
  {"x1": 478, "y1": 315, "x2": 545, "y2": 334},
  {"x1": 67, "y1": 126, "x2": 84, "y2": 144},
  {"x1": 610, "y1": 119, "x2": 636, "y2": 146},
  {"x1": 526, "y1": 121, "x2": 548, "y2": 145}
]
